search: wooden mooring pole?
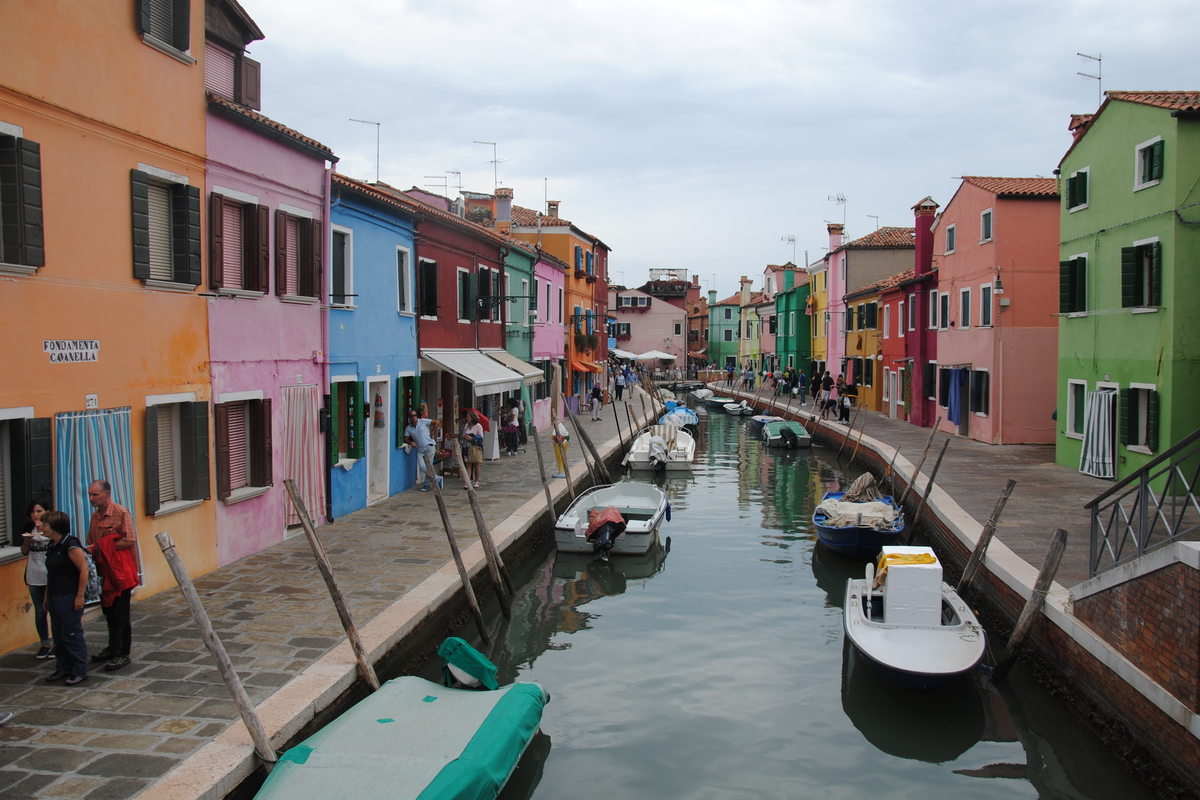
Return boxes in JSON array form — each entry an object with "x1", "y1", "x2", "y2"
[
  {"x1": 564, "y1": 402, "x2": 612, "y2": 484},
  {"x1": 613, "y1": 396, "x2": 627, "y2": 453},
  {"x1": 423, "y1": 452, "x2": 490, "y2": 645},
  {"x1": 836, "y1": 401, "x2": 864, "y2": 460},
  {"x1": 957, "y1": 479, "x2": 1017, "y2": 595},
  {"x1": 993, "y1": 529, "x2": 1068, "y2": 680},
  {"x1": 905, "y1": 438, "x2": 950, "y2": 543},
  {"x1": 898, "y1": 416, "x2": 943, "y2": 505},
  {"x1": 451, "y1": 441, "x2": 516, "y2": 611},
  {"x1": 155, "y1": 532, "x2": 278, "y2": 771},
  {"x1": 283, "y1": 480, "x2": 382, "y2": 691},
  {"x1": 850, "y1": 418, "x2": 869, "y2": 463},
  {"x1": 529, "y1": 423, "x2": 558, "y2": 521}
]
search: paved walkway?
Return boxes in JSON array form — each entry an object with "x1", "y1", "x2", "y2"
[
  {"x1": 730, "y1": 386, "x2": 1111, "y2": 586},
  {"x1": 0, "y1": 398, "x2": 636, "y2": 800}
]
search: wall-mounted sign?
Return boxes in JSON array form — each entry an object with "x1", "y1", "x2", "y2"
[
  {"x1": 44, "y1": 340, "x2": 99, "y2": 363},
  {"x1": 85, "y1": 394, "x2": 98, "y2": 410}
]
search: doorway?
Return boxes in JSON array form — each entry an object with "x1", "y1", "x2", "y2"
[
  {"x1": 887, "y1": 370, "x2": 898, "y2": 419},
  {"x1": 367, "y1": 377, "x2": 389, "y2": 504}
]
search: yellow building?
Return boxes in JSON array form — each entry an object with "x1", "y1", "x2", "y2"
[
  {"x1": 808, "y1": 264, "x2": 828, "y2": 376},
  {"x1": 842, "y1": 285, "x2": 883, "y2": 411}
]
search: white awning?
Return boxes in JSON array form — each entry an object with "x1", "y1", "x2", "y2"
[
  {"x1": 610, "y1": 348, "x2": 638, "y2": 360},
  {"x1": 482, "y1": 349, "x2": 544, "y2": 385},
  {"x1": 636, "y1": 350, "x2": 676, "y2": 361},
  {"x1": 420, "y1": 349, "x2": 524, "y2": 395}
]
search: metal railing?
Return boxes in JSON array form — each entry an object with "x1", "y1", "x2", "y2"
[{"x1": 1087, "y1": 427, "x2": 1200, "y2": 577}]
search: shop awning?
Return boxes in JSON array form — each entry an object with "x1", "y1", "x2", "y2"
[
  {"x1": 569, "y1": 360, "x2": 600, "y2": 373},
  {"x1": 482, "y1": 349, "x2": 544, "y2": 385},
  {"x1": 420, "y1": 349, "x2": 524, "y2": 395},
  {"x1": 609, "y1": 348, "x2": 638, "y2": 360}
]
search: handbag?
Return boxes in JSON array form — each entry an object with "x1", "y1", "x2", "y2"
[
  {"x1": 82, "y1": 549, "x2": 103, "y2": 604},
  {"x1": 467, "y1": 445, "x2": 484, "y2": 464}
]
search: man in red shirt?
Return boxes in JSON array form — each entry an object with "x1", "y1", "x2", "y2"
[{"x1": 85, "y1": 480, "x2": 140, "y2": 671}]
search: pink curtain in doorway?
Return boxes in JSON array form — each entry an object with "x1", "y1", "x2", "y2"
[{"x1": 281, "y1": 385, "x2": 326, "y2": 525}]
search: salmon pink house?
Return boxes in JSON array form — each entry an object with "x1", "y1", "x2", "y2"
[
  {"x1": 531, "y1": 251, "x2": 568, "y2": 430},
  {"x1": 203, "y1": 0, "x2": 334, "y2": 563}
]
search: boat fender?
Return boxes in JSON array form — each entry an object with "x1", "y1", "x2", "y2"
[{"x1": 665, "y1": 502, "x2": 671, "y2": 523}]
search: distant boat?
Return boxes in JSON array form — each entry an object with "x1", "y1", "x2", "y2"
[
  {"x1": 626, "y1": 425, "x2": 697, "y2": 472},
  {"x1": 748, "y1": 413, "x2": 782, "y2": 429},
  {"x1": 691, "y1": 388, "x2": 714, "y2": 402},
  {"x1": 723, "y1": 401, "x2": 752, "y2": 416},
  {"x1": 813, "y1": 489, "x2": 904, "y2": 559},
  {"x1": 659, "y1": 406, "x2": 700, "y2": 432},
  {"x1": 555, "y1": 483, "x2": 670, "y2": 558},
  {"x1": 705, "y1": 395, "x2": 734, "y2": 409},
  {"x1": 844, "y1": 547, "x2": 986, "y2": 689},
  {"x1": 762, "y1": 419, "x2": 812, "y2": 448}
]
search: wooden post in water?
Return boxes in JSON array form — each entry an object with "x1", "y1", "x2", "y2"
[
  {"x1": 993, "y1": 529, "x2": 1068, "y2": 680},
  {"x1": 155, "y1": 532, "x2": 278, "y2": 771},
  {"x1": 423, "y1": 452, "x2": 491, "y2": 645},
  {"x1": 564, "y1": 402, "x2": 612, "y2": 484},
  {"x1": 550, "y1": 364, "x2": 576, "y2": 499},
  {"x1": 529, "y1": 423, "x2": 558, "y2": 521},
  {"x1": 957, "y1": 479, "x2": 1017, "y2": 595},
  {"x1": 625, "y1": 401, "x2": 636, "y2": 442},
  {"x1": 898, "y1": 416, "x2": 943, "y2": 505},
  {"x1": 612, "y1": 396, "x2": 626, "y2": 452},
  {"x1": 638, "y1": 392, "x2": 650, "y2": 431},
  {"x1": 283, "y1": 480, "x2": 381, "y2": 691},
  {"x1": 884, "y1": 445, "x2": 902, "y2": 498},
  {"x1": 906, "y1": 437, "x2": 950, "y2": 542},
  {"x1": 836, "y1": 401, "x2": 864, "y2": 459},
  {"x1": 850, "y1": 418, "x2": 869, "y2": 463},
  {"x1": 451, "y1": 440, "x2": 515, "y2": 610}
]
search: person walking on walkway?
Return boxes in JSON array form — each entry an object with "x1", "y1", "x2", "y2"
[
  {"x1": 797, "y1": 370, "x2": 808, "y2": 406},
  {"x1": 615, "y1": 370, "x2": 625, "y2": 401},
  {"x1": 501, "y1": 401, "x2": 521, "y2": 455},
  {"x1": 460, "y1": 409, "x2": 484, "y2": 488},
  {"x1": 840, "y1": 380, "x2": 857, "y2": 423},
  {"x1": 404, "y1": 406, "x2": 440, "y2": 490},
  {"x1": 41, "y1": 510, "x2": 89, "y2": 686},
  {"x1": 21, "y1": 499, "x2": 54, "y2": 660},
  {"x1": 85, "y1": 480, "x2": 139, "y2": 672},
  {"x1": 820, "y1": 371, "x2": 835, "y2": 420},
  {"x1": 590, "y1": 384, "x2": 603, "y2": 421}
]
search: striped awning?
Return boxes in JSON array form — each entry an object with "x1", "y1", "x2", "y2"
[
  {"x1": 421, "y1": 349, "x2": 524, "y2": 395},
  {"x1": 482, "y1": 349, "x2": 543, "y2": 385}
]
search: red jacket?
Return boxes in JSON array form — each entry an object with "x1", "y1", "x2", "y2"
[{"x1": 94, "y1": 533, "x2": 139, "y2": 607}]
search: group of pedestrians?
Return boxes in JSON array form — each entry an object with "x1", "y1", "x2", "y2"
[
  {"x1": 813, "y1": 371, "x2": 857, "y2": 423},
  {"x1": 20, "y1": 480, "x2": 140, "y2": 687}
]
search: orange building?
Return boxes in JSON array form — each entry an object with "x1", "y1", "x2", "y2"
[{"x1": 1, "y1": 4, "x2": 216, "y2": 652}]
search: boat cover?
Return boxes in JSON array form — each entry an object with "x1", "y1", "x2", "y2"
[
  {"x1": 256, "y1": 676, "x2": 549, "y2": 800},
  {"x1": 586, "y1": 506, "x2": 627, "y2": 540},
  {"x1": 439, "y1": 637, "x2": 499, "y2": 691},
  {"x1": 816, "y1": 499, "x2": 897, "y2": 530},
  {"x1": 660, "y1": 408, "x2": 699, "y2": 428}
]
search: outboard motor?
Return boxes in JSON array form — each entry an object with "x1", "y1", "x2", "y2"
[
  {"x1": 585, "y1": 506, "x2": 628, "y2": 560},
  {"x1": 779, "y1": 425, "x2": 799, "y2": 449},
  {"x1": 648, "y1": 435, "x2": 670, "y2": 472}
]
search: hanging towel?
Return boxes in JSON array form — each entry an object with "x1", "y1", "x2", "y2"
[
  {"x1": 947, "y1": 369, "x2": 963, "y2": 425},
  {"x1": 1079, "y1": 389, "x2": 1116, "y2": 479}
]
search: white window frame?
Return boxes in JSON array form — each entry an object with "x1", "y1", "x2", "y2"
[
  {"x1": 1134, "y1": 135, "x2": 1163, "y2": 192},
  {"x1": 928, "y1": 289, "x2": 938, "y2": 330},
  {"x1": 328, "y1": 224, "x2": 354, "y2": 308},
  {"x1": 907, "y1": 293, "x2": 916, "y2": 331},
  {"x1": 1128, "y1": 382, "x2": 1158, "y2": 454},
  {"x1": 972, "y1": 367, "x2": 989, "y2": 417},
  {"x1": 1065, "y1": 379, "x2": 1087, "y2": 440},
  {"x1": 939, "y1": 292, "x2": 949, "y2": 330},
  {"x1": 959, "y1": 288, "x2": 971, "y2": 329},
  {"x1": 882, "y1": 368, "x2": 891, "y2": 402},
  {"x1": 883, "y1": 304, "x2": 890, "y2": 339},
  {"x1": 674, "y1": 321, "x2": 683, "y2": 336},
  {"x1": 396, "y1": 245, "x2": 413, "y2": 315},
  {"x1": 979, "y1": 283, "x2": 993, "y2": 328},
  {"x1": 1068, "y1": 167, "x2": 1090, "y2": 212},
  {"x1": 418, "y1": 258, "x2": 439, "y2": 320},
  {"x1": 457, "y1": 267, "x2": 472, "y2": 323},
  {"x1": 979, "y1": 208, "x2": 993, "y2": 243},
  {"x1": 897, "y1": 301, "x2": 905, "y2": 338},
  {"x1": 790, "y1": 311, "x2": 796, "y2": 337},
  {"x1": 520, "y1": 278, "x2": 529, "y2": 326},
  {"x1": 945, "y1": 224, "x2": 956, "y2": 254},
  {"x1": 557, "y1": 288, "x2": 564, "y2": 324},
  {"x1": 1131, "y1": 236, "x2": 1161, "y2": 310}
]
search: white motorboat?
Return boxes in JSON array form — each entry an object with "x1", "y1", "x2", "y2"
[
  {"x1": 624, "y1": 424, "x2": 696, "y2": 472},
  {"x1": 723, "y1": 401, "x2": 752, "y2": 416},
  {"x1": 691, "y1": 388, "x2": 714, "y2": 402},
  {"x1": 844, "y1": 546, "x2": 986, "y2": 690},
  {"x1": 554, "y1": 483, "x2": 670, "y2": 557}
]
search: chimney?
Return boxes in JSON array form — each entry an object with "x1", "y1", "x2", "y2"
[
  {"x1": 783, "y1": 269, "x2": 795, "y2": 291},
  {"x1": 495, "y1": 187, "x2": 513, "y2": 234},
  {"x1": 739, "y1": 275, "x2": 752, "y2": 306},
  {"x1": 911, "y1": 196, "x2": 939, "y2": 277},
  {"x1": 827, "y1": 222, "x2": 844, "y2": 251},
  {"x1": 547, "y1": 200, "x2": 560, "y2": 218},
  {"x1": 692, "y1": 274, "x2": 699, "y2": 286},
  {"x1": 708, "y1": 290, "x2": 717, "y2": 305}
]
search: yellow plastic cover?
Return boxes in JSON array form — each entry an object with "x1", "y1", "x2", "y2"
[{"x1": 874, "y1": 551, "x2": 937, "y2": 586}]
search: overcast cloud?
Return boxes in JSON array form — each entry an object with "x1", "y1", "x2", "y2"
[{"x1": 243, "y1": 0, "x2": 1198, "y2": 292}]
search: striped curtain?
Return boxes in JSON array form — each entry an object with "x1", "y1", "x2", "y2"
[
  {"x1": 55, "y1": 407, "x2": 142, "y2": 582},
  {"x1": 1080, "y1": 390, "x2": 1116, "y2": 479},
  {"x1": 281, "y1": 385, "x2": 325, "y2": 525}
]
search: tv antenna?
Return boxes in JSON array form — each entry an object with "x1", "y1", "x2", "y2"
[
  {"x1": 349, "y1": 119, "x2": 381, "y2": 183},
  {"x1": 446, "y1": 170, "x2": 463, "y2": 194},
  {"x1": 781, "y1": 234, "x2": 796, "y2": 264},
  {"x1": 423, "y1": 175, "x2": 448, "y2": 194},
  {"x1": 474, "y1": 141, "x2": 507, "y2": 191},
  {"x1": 828, "y1": 193, "x2": 847, "y2": 225},
  {"x1": 867, "y1": 215, "x2": 880, "y2": 230},
  {"x1": 1077, "y1": 52, "x2": 1103, "y2": 107}
]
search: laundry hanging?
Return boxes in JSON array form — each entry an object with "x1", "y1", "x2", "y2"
[
  {"x1": 1079, "y1": 389, "x2": 1116, "y2": 479},
  {"x1": 947, "y1": 368, "x2": 969, "y2": 425}
]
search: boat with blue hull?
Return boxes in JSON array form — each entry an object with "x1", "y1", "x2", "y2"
[{"x1": 813, "y1": 490, "x2": 904, "y2": 559}]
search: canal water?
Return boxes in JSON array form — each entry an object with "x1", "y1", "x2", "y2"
[{"x1": 430, "y1": 410, "x2": 1156, "y2": 799}]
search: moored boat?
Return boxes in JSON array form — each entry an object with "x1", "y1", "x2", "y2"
[
  {"x1": 625, "y1": 424, "x2": 696, "y2": 472},
  {"x1": 723, "y1": 401, "x2": 752, "y2": 415},
  {"x1": 691, "y1": 388, "x2": 714, "y2": 402},
  {"x1": 844, "y1": 547, "x2": 986, "y2": 689},
  {"x1": 554, "y1": 482, "x2": 669, "y2": 557},
  {"x1": 659, "y1": 405, "x2": 700, "y2": 432},
  {"x1": 748, "y1": 413, "x2": 782, "y2": 429},
  {"x1": 705, "y1": 395, "x2": 734, "y2": 409},
  {"x1": 813, "y1": 475, "x2": 904, "y2": 559},
  {"x1": 762, "y1": 419, "x2": 812, "y2": 448}
]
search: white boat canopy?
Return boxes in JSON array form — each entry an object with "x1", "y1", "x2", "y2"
[
  {"x1": 483, "y1": 348, "x2": 544, "y2": 385},
  {"x1": 421, "y1": 348, "x2": 525, "y2": 395},
  {"x1": 637, "y1": 349, "x2": 676, "y2": 361}
]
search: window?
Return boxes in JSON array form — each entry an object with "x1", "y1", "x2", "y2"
[
  {"x1": 0, "y1": 133, "x2": 44, "y2": 271},
  {"x1": 939, "y1": 293, "x2": 949, "y2": 330},
  {"x1": 330, "y1": 228, "x2": 351, "y2": 305},
  {"x1": 969, "y1": 370, "x2": 989, "y2": 415},
  {"x1": 980, "y1": 284, "x2": 993, "y2": 327},
  {"x1": 615, "y1": 322, "x2": 631, "y2": 336},
  {"x1": 924, "y1": 362, "x2": 938, "y2": 400},
  {"x1": 1066, "y1": 379, "x2": 1087, "y2": 439},
  {"x1": 327, "y1": 381, "x2": 363, "y2": 464},
  {"x1": 476, "y1": 266, "x2": 491, "y2": 321},
  {"x1": 458, "y1": 269, "x2": 474, "y2": 321},
  {"x1": 1135, "y1": 137, "x2": 1164, "y2": 190},
  {"x1": 908, "y1": 293, "x2": 916, "y2": 331},
  {"x1": 979, "y1": 209, "x2": 993, "y2": 243},
  {"x1": 203, "y1": 40, "x2": 261, "y2": 110},
  {"x1": 1059, "y1": 254, "x2": 1088, "y2": 314},
  {"x1": 132, "y1": 169, "x2": 201, "y2": 286},
  {"x1": 883, "y1": 304, "x2": 890, "y2": 338},
  {"x1": 897, "y1": 301, "x2": 904, "y2": 338},
  {"x1": 419, "y1": 259, "x2": 438, "y2": 317},
  {"x1": 274, "y1": 209, "x2": 321, "y2": 299},
  {"x1": 520, "y1": 278, "x2": 529, "y2": 325},
  {"x1": 866, "y1": 302, "x2": 878, "y2": 330},
  {"x1": 789, "y1": 311, "x2": 795, "y2": 337},
  {"x1": 674, "y1": 322, "x2": 683, "y2": 336},
  {"x1": 1120, "y1": 385, "x2": 1159, "y2": 453},
  {"x1": 928, "y1": 289, "x2": 938, "y2": 329},
  {"x1": 724, "y1": 307, "x2": 732, "y2": 320},
  {"x1": 863, "y1": 358, "x2": 873, "y2": 388},
  {"x1": 397, "y1": 246, "x2": 412, "y2": 313},
  {"x1": 215, "y1": 399, "x2": 271, "y2": 500},
  {"x1": 1121, "y1": 239, "x2": 1162, "y2": 308},
  {"x1": 574, "y1": 245, "x2": 582, "y2": 272},
  {"x1": 945, "y1": 224, "x2": 956, "y2": 253},
  {"x1": 960, "y1": 288, "x2": 971, "y2": 328},
  {"x1": 1066, "y1": 167, "x2": 1089, "y2": 211},
  {"x1": 586, "y1": 251, "x2": 594, "y2": 275},
  {"x1": 723, "y1": 329, "x2": 733, "y2": 342},
  {"x1": 882, "y1": 369, "x2": 891, "y2": 402},
  {"x1": 1, "y1": 417, "x2": 52, "y2": 547},
  {"x1": 557, "y1": 288, "x2": 563, "y2": 323},
  {"x1": 145, "y1": 399, "x2": 210, "y2": 514},
  {"x1": 938, "y1": 367, "x2": 951, "y2": 407},
  {"x1": 137, "y1": 0, "x2": 193, "y2": 60},
  {"x1": 573, "y1": 306, "x2": 582, "y2": 333},
  {"x1": 638, "y1": 296, "x2": 649, "y2": 307}
]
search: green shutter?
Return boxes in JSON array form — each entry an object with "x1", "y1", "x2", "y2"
[
  {"x1": 171, "y1": 183, "x2": 201, "y2": 285},
  {"x1": 1076, "y1": 171, "x2": 1087, "y2": 206},
  {"x1": 1150, "y1": 241, "x2": 1162, "y2": 306},
  {"x1": 327, "y1": 389, "x2": 339, "y2": 467},
  {"x1": 1146, "y1": 389, "x2": 1159, "y2": 452},
  {"x1": 464, "y1": 273, "x2": 477, "y2": 320},
  {"x1": 136, "y1": 0, "x2": 152, "y2": 35},
  {"x1": 1074, "y1": 257, "x2": 1087, "y2": 313},
  {"x1": 0, "y1": 137, "x2": 44, "y2": 268},
  {"x1": 144, "y1": 407, "x2": 160, "y2": 515},
  {"x1": 9, "y1": 418, "x2": 53, "y2": 541},
  {"x1": 131, "y1": 169, "x2": 151, "y2": 279},
  {"x1": 1150, "y1": 140, "x2": 1165, "y2": 182},
  {"x1": 179, "y1": 401, "x2": 210, "y2": 501},
  {"x1": 171, "y1": 0, "x2": 191, "y2": 52},
  {"x1": 1120, "y1": 247, "x2": 1137, "y2": 308},
  {"x1": 1059, "y1": 260, "x2": 1072, "y2": 313},
  {"x1": 349, "y1": 381, "x2": 365, "y2": 459},
  {"x1": 1118, "y1": 388, "x2": 1132, "y2": 446}
]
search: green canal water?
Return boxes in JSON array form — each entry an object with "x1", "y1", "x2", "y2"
[{"x1": 435, "y1": 410, "x2": 1157, "y2": 799}]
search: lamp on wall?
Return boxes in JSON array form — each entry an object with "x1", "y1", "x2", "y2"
[{"x1": 994, "y1": 267, "x2": 1004, "y2": 295}]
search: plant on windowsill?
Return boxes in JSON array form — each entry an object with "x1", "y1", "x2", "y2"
[
  {"x1": 574, "y1": 269, "x2": 587, "y2": 279},
  {"x1": 586, "y1": 333, "x2": 599, "y2": 350},
  {"x1": 574, "y1": 333, "x2": 591, "y2": 352},
  {"x1": 586, "y1": 273, "x2": 597, "y2": 283},
  {"x1": 616, "y1": 333, "x2": 632, "y2": 342}
]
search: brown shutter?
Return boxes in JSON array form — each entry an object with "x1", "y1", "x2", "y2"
[
  {"x1": 254, "y1": 204, "x2": 270, "y2": 291},
  {"x1": 239, "y1": 56, "x2": 262, "y2": 110},
  {"x1": 144, "y1": 406, "x2": 161, "y2": 515},
  {"x1": 240, "y1": 202, "x2": 256, "y2": 290},
  {"x1": 250, "y1": 398, "x2": 273, "y2": 486},
  {"x1": 299, "y1": 218, "x2": 322, "y2": 299},
  {"x1": 214, "y1": 403, "x2": 232, "y2": 500},
  {"x1": 209, "y1": 192, "x2": 224, "y2": 289},
  {"x1": 275, "y1": 209, "x2": 287, "y2": 295}
]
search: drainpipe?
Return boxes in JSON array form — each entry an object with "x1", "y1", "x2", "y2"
[{"x1": 322, "y1": 165, "x2": 334, "y2": 524}]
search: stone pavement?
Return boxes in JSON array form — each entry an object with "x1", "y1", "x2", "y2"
[
  {"x1": 0, "y1": 397, "x2": 636, "y2": 800},
  {"x1": 732, "y1": 386, "x2": 1111, "y2": 586}
]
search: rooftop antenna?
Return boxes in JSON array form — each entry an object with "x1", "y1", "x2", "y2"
[
  {"x1": 781, "y1": 234, "x2": 796, "y2": 264},
  {"x1": 474, "y1": 141, "x2": 506, "y2": 191},
  {"x1": 867, "y1": 215, "x2": 880, "y2": 230},
  {"x1": 1077, "y1": 52, "x2": 1103, "y2": 108},
  {"x1": 710, "y1": 273, "x2": 717, "y2": 292},
  {"x1": 423, "y1": 175, "x2": 448, "y2": 194},
  {"x1": 349, "y1": 119, "x2": 381, "y2": 183},
  {"x1": 828, "y1": 193, "x2": 847, "y2": 225},
  {"x1": 446, "y1": 170, "x2": 463, "y2": 194},
  {"x1": 544, "y1": 178, "x2": 548, "y2": 214}
]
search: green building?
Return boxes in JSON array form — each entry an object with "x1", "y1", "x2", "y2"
[
  {"x1": 1056, "y1": 91, "x2": 1200, "y2": 481},
  {"x1": 708, "y1": 290, "x2": 741, "y2": 368},
  {"x1": 774, "y1": 273, "x2": 812, "y2": 374}
]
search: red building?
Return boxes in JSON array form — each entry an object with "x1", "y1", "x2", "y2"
[{"x1": 897, "y1": 197, "x2": 940, "y2": 428}]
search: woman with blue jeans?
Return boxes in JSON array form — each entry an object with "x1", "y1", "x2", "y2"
[
  {"x1": 21, "y1": 500, "x2": 53, "y2": 659},
  {"x1": 40, "y1": 511, "x2": 89, "y2": 685}
]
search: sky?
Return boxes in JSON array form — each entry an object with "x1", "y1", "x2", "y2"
[{"x1": 244, "y1": 0, "x2": 1199, "y2": 296}]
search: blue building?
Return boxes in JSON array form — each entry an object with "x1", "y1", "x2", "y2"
[{"x1": 327, "y1": 174, "x2": 423, "y2": 518}]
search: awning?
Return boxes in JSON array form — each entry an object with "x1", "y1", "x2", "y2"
[
  {"x1": 636, "y1": 350, "x2": 676, "y2": 361},
  {"x1": 569, "y1": 360, "x2": 600, "y2": 373},
  {"x1": 420, "y1": 349, "x2": 524, "y2": 395},
  {"x1": 609, "y1": 348, "x2": 638, "y2": 361},
  {"x1": 482, "y1": 349, "x2": 543, "y2": 385}
]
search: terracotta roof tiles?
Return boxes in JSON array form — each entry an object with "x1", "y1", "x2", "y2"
[
  {"x1": 961, "y1": 176, "x2": 1058, "y2": 198},
  {"x1": 511, "y1": 205, "x2": 572, "y2": 227},
  {"x1": 1106, "y1": 91, "x2": 1200, "y2": 112},
  {"x1": 207, "y1": 93, "x2": 335, "y2": 160},
  {"x1": 842, "y1": 226, "x2": 915, "y2": 250}
]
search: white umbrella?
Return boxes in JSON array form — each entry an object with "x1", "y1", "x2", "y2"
[{"x1": 636, "y1": 350, "x2": 676, "y2": 361}]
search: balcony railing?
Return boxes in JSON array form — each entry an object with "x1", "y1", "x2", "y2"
[{"x1": 1087, "y1": 427, "x2": 1200, "y2": 577}]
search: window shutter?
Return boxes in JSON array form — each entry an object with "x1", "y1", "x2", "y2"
[
  {"x1": 1150, "y1": 140, "x2": 1164, "y2": 182},
  {"x1": 137, "y1": 0, "x2": 153, "y2": 35},
  {"x1": 574, "y1": 246, "x2": 582, "y2": 270},
  {"x1": 144, "y1": 406, "x2": 161, "y2": 515},
  {"x1": 1150, "y1": 241, "x2": 1162, "y2": 306},
  {"x1": 1076, "y1": 171, "x2": 1087, "y2": 205},
  {"x1": 923, "y1": 362, "x2": 936, "y2": 400},
  {"x1": 250, "y1": 399, "x2": 272, "y2": 486},
  {"x1": 227, "y1": 402, "x2": 248, "y2": 491},
  {"x1": 0, "y1": 138, "x2": 45, "y2": 267},
  {"x1": 275, "y1": 209, "x2": 287, "y2": 295},
  {"x1": 213, "y1": 403, "x2": 232, "y2": 500},
  {"x1": 204, "y1": 42, "x2": 236, "y2": 99},
  {"x1": 254, "y1": 204, "x2": 270, "y2": 291},
  {"x1": 465, "y1": 273, "x2": 477, "y2": 321},
  {"x1": 1120, "y1": 247, "x2": 1137, "y2": 308},
  {"x1": 208, "y1": 192, "x2": 224, "y2": 289},
  {"x1": 1146, "y1": 389, "x2": 1159, "y2": 452},
  {"x1": 327, "y1": 389, "x2": 339, "y2": 467},
  {"x1": 302, "y1": 218, "x2": 322, "y2": 298},
  {"x1": 1118, "y1": 388, "x2": 1132, "y2": 446},
  {"x1": 239, "y1": 56, "x2": 262, "y2": 110},
  {"x1": 172, "y1": 184, "x2": 201, "y2": 285},
  {"x1": 979, "y1": 371, "x2": 989, "y2": 414},
  {"x1": 1058, "y1": 261, "x2": 1073, "y2": 314},
  {"x1": 179, "y1": 401, "x2": 210, "y2": 501},
  {"x1": 938, "y1": 367, "x2": 951, "y2": 407},
  {"x1": 131, "y1": 169, "x2": 151, "y2": 279},
  {"x1": 349, "y1": 382, "x2": 365, "y2": 459},
  {"x1": 170, "y1": 0, "x2": 190, "y2": 51},
  {"x1": 9, "y1": 418, "x2": 53, "y2": 538}
]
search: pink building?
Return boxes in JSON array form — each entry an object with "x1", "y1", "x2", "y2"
[
  {"x1": 610, "y1": 286, "x2": 687, "y2": 365},
  {"x1": 931, "y1": 177, "x2": 1060, "y2": 443},
  {"x1": 532, "y1": 251, "x2": 567, "y2": 429}
]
